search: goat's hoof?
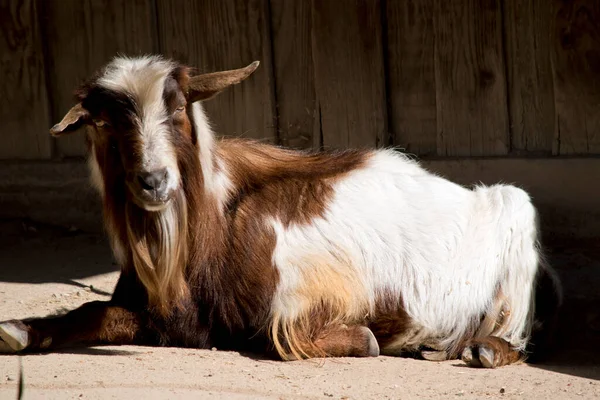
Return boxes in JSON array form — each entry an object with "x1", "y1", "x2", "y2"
[
  {"x1": 421, "y1": 349, "x2": 448, "y2": 361},
  {"x1": 461, "y1": 343, "x2": 495, "y2": 368},
  {"x1": 478, "y1": 346, "x2": 495, "y2": 368},
  {"x1": 359, "y1": 326, "x2": 380, "y2": 357},
  {"x1": 0, "y1": 321, "x2": 30, "y2": 353}
]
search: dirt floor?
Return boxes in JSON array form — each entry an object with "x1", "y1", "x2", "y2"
[{"x1": 1, "y1": 219, "x2": 599, "y2": 400}]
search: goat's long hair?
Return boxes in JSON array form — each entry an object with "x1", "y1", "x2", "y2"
[{"x1": 125, "y1": 190, "x2": 190, "y2": 314}]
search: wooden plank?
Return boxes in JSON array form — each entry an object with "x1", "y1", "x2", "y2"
[
  {"x1": 0, "y1": 0, "x2": 52, "y2": 159},
  {"x1": 311, "y1": 0, "x2": 387, "y2": 149},
  {"x1": 386, "y1": 0, "x2": 437, "y2": 156},
  {"x1": 39, "y1": 0, "x2": 156, "y2": 158},
  {"x1": 552, "y1": 0, "x2": 600, "y2": 155},
  {"x1": 157, "y1": 0, "x2": 277, "y2": 142},
  {"x1": 270, "y1": 0, "x2": 319, "y2": 149},
  {"x1": 504, "y1": 0, "x2": 555, "y2": 155},
  {"x1": 433, "y1": 0, "x2": 509, "y2": 156}
]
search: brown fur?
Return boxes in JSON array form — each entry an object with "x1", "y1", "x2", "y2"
[
  {"x1": 18, "y1": 302, "x2": 143, "y2": 351},
  {"x1": 368, "y1": 293, "x2": 412, "y2": 351}
]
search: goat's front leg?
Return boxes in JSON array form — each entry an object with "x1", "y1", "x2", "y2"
[{"x1": 0, "y1": 301, "x2": 145, "y2": 353}]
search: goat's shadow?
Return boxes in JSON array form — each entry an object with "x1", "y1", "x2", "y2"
[
  {"x1": 525, "y1": 236, "x2": 600, "y2": 381},
  {"x1": 523, "y1": 296, "x2": 600, "y2": 381},
  {"x1": 0, "y1": 219, "x2": 117, "y2": 287},
  {"x1": 54, "y1": 346, "x2": 141, "y2": 356}
]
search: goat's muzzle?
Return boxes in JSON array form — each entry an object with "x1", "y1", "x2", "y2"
[{"x1": 128, "y1": 168, "x2": 176, "y2": 211}]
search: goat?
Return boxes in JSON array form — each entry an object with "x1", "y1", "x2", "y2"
[{"x1": 0, "y1": 55, "x2": 561, "y2": 368}]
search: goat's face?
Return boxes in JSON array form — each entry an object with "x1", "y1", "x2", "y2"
[
  {"x1": 82, "y1": 58, "x2": 186, "y2": 211},
  {"x1": 50, "y1": 55, "x2": 259, "y2": 212}
]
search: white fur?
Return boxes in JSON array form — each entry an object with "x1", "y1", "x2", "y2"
[
  {"x1": 269, "y1": 149, "x2": 539, "y2": 352},
  {"x1": 190, "y1": 102, "x2": 233, "y2": 208}
]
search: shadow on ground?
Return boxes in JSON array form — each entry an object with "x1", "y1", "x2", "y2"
[
  {"x1": 1, "y1": 219, "x2": 599, "y2": 379},
  {"x1": 525, "y1": 235, "x2": 600, "y2": 380},
  {"x1": 0, "y1": 219, "x2": 116, "y2": 292},
  {"x1": 526, "y1": 296, "x2": 600, "y2": 380}
]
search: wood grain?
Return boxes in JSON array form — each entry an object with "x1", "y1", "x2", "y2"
[
  {"x1": 39, "y1": 0, "x2": 156, "y2": 157},
  {"x1": 552, "y1": 0, "x2": 600, "y2": 155},
  {"x1": 311, "y1": 0, "x2": 387, "y2": 149},
  {"x1": 4, "y1": 0, "x2": 598, "y2": 160},
  {"x1": 504, "y1": 0, "x2": 555, "y2": 155},
  {"x1": 270, "y1": 0, "x2": 320, "y2": 149},
  {"x1": 0, "y1": 0, "x2": 52, "y2": 159},
  {"x1": 157, "y1": 0, "x2": 277, "y2": 142},
  {"x1": 434, "y1": 0, "x2": 509, "y2": 156},
  {"x1": 386, "y1": 0, "x2": 437, "y2": 156}
]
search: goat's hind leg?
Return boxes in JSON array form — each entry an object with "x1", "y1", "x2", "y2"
[
  {"x1": 0, "y1": 301, "x2": 145, "y2": 353},
  {"x1": 458, "y1": 186, "x2": 545, "y2": 368},
  {"x1": 314, "y1": 324, "x2": 380, "y2": 358},
  {"x1": 281, "y1": 323, "x2": 380, "y2": 360}
]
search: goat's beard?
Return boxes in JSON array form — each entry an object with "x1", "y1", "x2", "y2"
[{"x1": 125, "y1": 189, "x2": 189, "y2": 315}]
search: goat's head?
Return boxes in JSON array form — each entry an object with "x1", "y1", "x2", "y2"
[{"x1": 50, "y1": 55, "x2": 259, "y2": 211}]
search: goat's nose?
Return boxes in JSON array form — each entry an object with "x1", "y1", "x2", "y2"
[{"x1": 137, "y1": 168, "x2": 168, "y2": 193}]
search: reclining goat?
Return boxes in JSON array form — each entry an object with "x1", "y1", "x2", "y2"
[{"x1": 0, "y1": 55, "x2": 560, "y2": 368}]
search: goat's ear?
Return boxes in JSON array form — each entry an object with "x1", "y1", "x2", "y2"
[
  {"x1": 186, "y1": 61, "x2": 260, "y2": 103},
  {"x1": 50, "y1": 103, "x2": 90, "y2": 136}
]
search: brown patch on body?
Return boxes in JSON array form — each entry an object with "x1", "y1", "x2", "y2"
[
  {"x1": 368, "y1": 293, "x2": 412, "y2": 352},
  {"x1": 203, "y1": 144, "x2": 367, "y2": 347},
  {"x1": 212, "y1": 139, "x2": 371, "y2": 358},
  {"x1": 218, "y1": 138, "x2": 368, "y2": 202},
  {"x1": 231, "y1": 177, "x2": 335, "y2": 226}
]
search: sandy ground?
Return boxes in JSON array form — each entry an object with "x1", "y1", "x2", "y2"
[{"x1": 1, "y1": 220, "x2": 599, "y2": 400}]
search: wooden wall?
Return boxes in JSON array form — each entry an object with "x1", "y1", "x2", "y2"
[{"x1": 1, "y1": 0, "x2": 599, "y2": 159}]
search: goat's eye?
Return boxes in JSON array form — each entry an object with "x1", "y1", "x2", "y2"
[
  {"x1": 175, "y1": 106, "x2": 185, "y2": 114},
  {"x1": 93, "y1": 119, "x2": 108, "y2": 128}
]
